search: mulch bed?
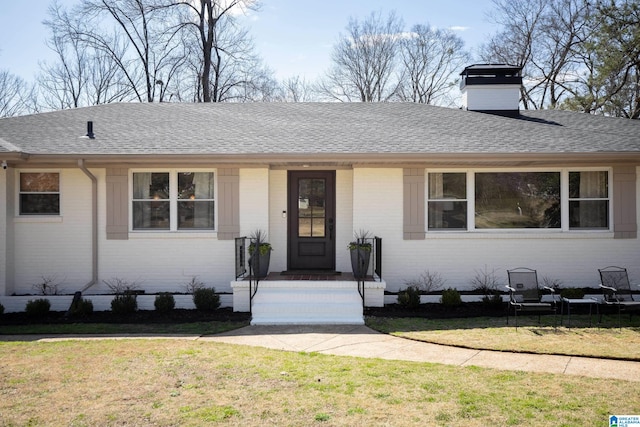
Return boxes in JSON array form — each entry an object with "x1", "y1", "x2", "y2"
[
  {"x1": 4, "y1": 302, "x2": 599, "y2": 325},
  {"x1": 0, "y1": 307, "x2": 251, "y2": 326},
  {"x1": 366, "y1": 303, "x2": 508, "y2": 319}
]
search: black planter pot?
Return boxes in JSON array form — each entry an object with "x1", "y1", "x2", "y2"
[
  {"x1": 350, "y1": 247, "x2": 371, "y2": 279},
  {"x1": 249, "y1": 251, "x2": 271, "y2": 279}
]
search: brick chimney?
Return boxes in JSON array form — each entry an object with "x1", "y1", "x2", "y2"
[{"x1": 460, "y1": 64, "x2": 523, "y2": 117}]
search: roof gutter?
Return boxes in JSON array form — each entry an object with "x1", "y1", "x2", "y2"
[{"x1": 77, "y1": 159, "x2": 98, "y2": 292}]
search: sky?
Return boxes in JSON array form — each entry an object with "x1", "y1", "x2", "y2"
[{"x1": 0, "y1": 0, "x2": 498, "y2": 84}]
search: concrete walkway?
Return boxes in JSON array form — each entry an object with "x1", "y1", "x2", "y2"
[
  {"x1": 3, "y1": 325, "x2": 639, "y2": 382},
  {"x1": 201, "y1": 325, "x2": 640, "y2": 382}
]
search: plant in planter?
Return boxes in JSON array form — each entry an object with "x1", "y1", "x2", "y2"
[
  {"x1": 248, "y1": 229, "x2": 272, "y2": 279},
  {"x1": 348, "y1": 229, "x2": 372, "y2": 279}
]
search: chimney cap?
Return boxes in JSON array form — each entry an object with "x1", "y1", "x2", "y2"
[{"x1": 460, "y1": 64, "x2": 522, "y2": 77}]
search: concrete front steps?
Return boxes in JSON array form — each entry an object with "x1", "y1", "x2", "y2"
[{"x1": 249, "y1": 281, "x2": 365, "y2": 325}]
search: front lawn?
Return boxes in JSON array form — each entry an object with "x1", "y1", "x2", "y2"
[
  {"x1": 366, "y1": 314, "x2": 640, "y2": 360},
  {"x1": 0, "y1": 338, "x2": 638, "y2": 426}
]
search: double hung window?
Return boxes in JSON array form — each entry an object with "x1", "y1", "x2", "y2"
[
  {"x1": 132, "y1": 171, "x2": 215, "y2": 231},
  {"x1": 427, "y1": 172, "x2": 467, "y2": 230},
  {"x1": 19, "y1": 172, "x2": 60, "y2": 215},
  {"x1": 569, "y1": 171, "x2": 609, "y2": 229}
]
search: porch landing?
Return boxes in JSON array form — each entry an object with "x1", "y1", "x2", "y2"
[{"x1": 230, "y1": 273, "x2": 386, "y2": 326}]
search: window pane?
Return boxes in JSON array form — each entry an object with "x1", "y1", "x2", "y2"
[
  {"x1": 20, "y1": 172, "x2": 59, "y2": 192},
  {"x1": 298, "y1": 218, "x2": 311, "y2": 237},
  {"x1": 132, "y1": 201, "x2": 169, "y2": 229},
  {"x1": 428, "y1": 201, "x2": 467, "y2": 229},
  {"x1": 298, "y1": 178, "x2": 326, "y2": 237},
  {"x1": 569, "y1": 200, "x2": 609, "y2": 229},
  {"x1": 178, "y1": 172, "x2": 214, "y2": 200},
  {"x1": 475, "y1": 172, "x2": 560, "y2": 229},
  {"x1": 178, "y1": 201, "x2": 215, "y2": 229},
  {"x1": 429, "y1": 173, "x2": 466, "y2": 199},
  {"x1": 312, "y1": 218, "x2": 325, "y2": 237},
  {"x1": 133, "y1": 172, "x2": 169, "y2": 199},
  {"x1": 20, "y1": 194, "x2": 60, "y2": 215},
  {"x1": 569, "y1": 171, "x2": 608, "y2": 198}
]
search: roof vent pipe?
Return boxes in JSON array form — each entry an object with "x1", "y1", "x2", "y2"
[{"x1": 86, "y1": 121, "x2": 95, "y2": 139}]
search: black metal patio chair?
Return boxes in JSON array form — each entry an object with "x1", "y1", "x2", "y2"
[
  {"x1": 506, "y1": 267, "x2": 557, "y2": 329},
  {"x1": 598, "y1": 266, "x2": 640, "y2": 328}
]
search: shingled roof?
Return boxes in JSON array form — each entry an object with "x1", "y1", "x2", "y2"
[{"x1": 1, "y1": 102, "x2": 639, "y2": 164}]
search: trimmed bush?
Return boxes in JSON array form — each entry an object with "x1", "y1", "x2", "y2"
[
  {"x1": 560, "y1": 288, "x2": 585, "y2": 299},
  {"x1": 440, "y1": 288, "x2": 462, "y2": 307},
  {"x1": 111, "y1": 293, "x2": 138, "y2": 315},
  {"x1": 25, "y1": 298, "x2": 51, "y2": 319},
  {"x1": 397, "y1": 286, "x2": 421, "y2": 308},
  {"x1": 69, "y1": 297, "x2": 94, "y2": 317},
  {"x1": 481, "y1": 293, "x2": 504, "y2": 310},
  {"x1": 0, "y1": 302, "x2": 4, "y2": 316},
  {"x1": 193, "y1": 287, "x2": 220, "y2": 311},
  {"x1": 154, "y1": 293, "x2": 176, "y2": 314}
]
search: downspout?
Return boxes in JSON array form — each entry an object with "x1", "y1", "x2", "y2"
[{"x1": 78, "y1": 159, "x2": 98, "y2": 291}]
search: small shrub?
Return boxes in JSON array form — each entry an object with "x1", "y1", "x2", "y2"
[
  {"x1": 471, "y1": 265, "x2": 502, "y2": 295},
  {"x1": 154, "y1": 293, "x2": 176, "y2": 314},
  {"x1": 184, "y1": 276, "x2": 205, "y2": 294},
  {"x1": 69, "y1": 297, "x2": 94, "y2": 317},
  {"x1": 404, "y1": 270, "x2": 445, "y2": 293},
  {"x1": 0, "y1": 303, "x2": 4, "y2": 316},
  {"x1": 25, "y1": 298, "x2": 51, "y2": 319},
  {"x1": 481, "y1": 293, "x2": 504, "y2": 310},
  {"x1": 193, "y1": 287, "x2": 220, "y2": 311},
  {"x1": 560, "y1": 288, "x2": 585, "y2": 299},
  {"x1": 440, "y1": 288, "x2": 462, "y2": 307},
  {"x1": 32, "y1": 275, "x2": 62, "y2": 295},
  {"x1": 103, "y1": 277, "x2": 139, "y2": 294},
  {"x1": 541, "y1": 276, "x2": 563, "y2": 292},
  {"x1": 111, "y1": 293, "x2": 138, "y2": 315},
  {"x1": 397, "y1": 286, "x2": 421, "y2": 308}
]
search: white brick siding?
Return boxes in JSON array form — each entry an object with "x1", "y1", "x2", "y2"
[
  {"x1": 12, "y1": 169, "x2": 92, "y2": 294},
  {"x1": 3, "y1": 165, "x2": 639, "y2": 300}
]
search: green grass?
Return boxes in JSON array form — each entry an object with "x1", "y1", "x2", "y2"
[
  {"x1": 0, "y1": 338, "x2": 638, "y2": 426},
  {"x1": 0, "y1": 320, "x2": 248, "y2": 335},
  {"x1": 366, "y1": 314, "x2": 640, "y2": 360}
]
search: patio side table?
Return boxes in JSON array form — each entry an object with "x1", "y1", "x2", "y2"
[{"x1": 561, "y1": 297, "x2": 596, "y2": 327}]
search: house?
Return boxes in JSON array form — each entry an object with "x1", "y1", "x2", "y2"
[{"x1": 1, "y1": 64, "x2": 639, "y2": 324}]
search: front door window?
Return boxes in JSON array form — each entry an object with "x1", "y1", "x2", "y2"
[{"x1": 298, "y1": 178, "x2": 326, "y2": 237}]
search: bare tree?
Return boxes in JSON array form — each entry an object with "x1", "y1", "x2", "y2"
[
  {"x1": 39, "y1": 2, "x2": 135, "y2": 109},
  {"x1": 535, "y1": 0, "x2": 592, "y2": 109},
  {"x1": 49, "y1": 0, "x2": 186, "y2": 103},
  {"x1": 279, "y1": 76, "x2": 316, "y2": 102},
  {"x1": 156, "y1": 0, "x2": 266, "y2": 102},
  {"x1": 319, "y1": 11, "x2": 403, "y2": 102},
  {"x1": 480, "y1": 0, "x2": 549, "y2": 109},
  {"x1": 0, "y1": 69, "x2": 32, "y2": 117},
  {"x1": 396, "y1": 24, "x2": 470, "y2": 104},
  {"x1": 484, "y1": 0, "x2": 639, "y2": 118}
]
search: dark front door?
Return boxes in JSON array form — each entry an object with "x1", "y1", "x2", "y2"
[{"x1": 288, "y1": 171, "x2": 336, "y2": 271}]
